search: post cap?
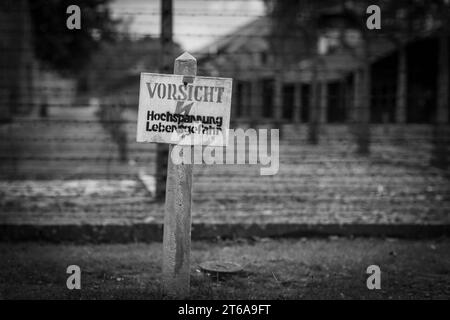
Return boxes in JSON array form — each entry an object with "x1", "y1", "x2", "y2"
[
  {"x1": 175, "y1": 51, "x2": 196, "y2": 62},
  {"x1": 174, "y1": 52, "x2": 197, "y2": 77}
]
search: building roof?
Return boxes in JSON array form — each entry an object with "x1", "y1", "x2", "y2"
[{"x1": 195, "y1": 17, "x2": 271, "y2": 58}]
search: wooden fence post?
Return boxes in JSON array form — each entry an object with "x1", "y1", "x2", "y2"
[{"x1": 162, "y1": 52, "x2": 197, "y2": 298}]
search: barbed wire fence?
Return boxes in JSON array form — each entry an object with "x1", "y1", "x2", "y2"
[{"x1": 0, "y1": 2, "x2": 449, "y2": 228}]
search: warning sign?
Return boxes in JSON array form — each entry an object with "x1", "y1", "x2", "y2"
[{"x1": 136, "y1": 73, "x2": 232, "y2": 146}]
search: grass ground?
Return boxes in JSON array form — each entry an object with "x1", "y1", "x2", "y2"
[{"x1": 1, "y1": 237, "x2": 449, "y2": 299}]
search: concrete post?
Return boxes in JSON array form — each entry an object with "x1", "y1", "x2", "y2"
[
  {"x1": 156, "y1": 0, "x2": 173, "y2": 200},
  {"x1": 396, "y1": 46, "x2": 407, "y2": 123},
  {"x1": 431, "y1": 35, "x2": 449, "y2": 169}
]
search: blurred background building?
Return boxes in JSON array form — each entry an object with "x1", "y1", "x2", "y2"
[{"x1": 197, "y1": 2, "x2": 449, "y2": 127}]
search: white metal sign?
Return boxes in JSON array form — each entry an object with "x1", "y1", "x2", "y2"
[{"x1": 137, "y1": 73, "x2": 232, "y2": 146}]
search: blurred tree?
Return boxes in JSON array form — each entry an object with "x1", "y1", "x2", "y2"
[
  {"x1": 29, "y1": 0, "x2": 119, "y2": 75},
  {"x1": 82, "y1": 36, "x2": 182, "y2": 95}
]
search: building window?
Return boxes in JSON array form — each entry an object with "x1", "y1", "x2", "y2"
[
  {"x1": 243, "y1": 81, "x2": 251, "y2": 117},
  {"x1": 327, "y1": 81, "x2": 347, "y2": 123},
  {"x1": 260, "y1": 52, "x2": 268, "y2": 65},
  {"x1": 301, "y1": 84, "x2": 310, "y2": 122},
  {"x1": 370, "y1": 53, "x2": 397, "y2": 123},
  {"x1": 235, "y1": 81, "x2": 244, "y2": 118},
  {"x1": 262, "y1": 79, "x2": 274, "y2": 118},
  {"x1": 406, "y1": 38, "x2": 438, "y2": 123},
  {"x1": 282, "y1": 84, "x2": 295, "y2": 120},
  {"x1": 318, "y1": 30, "x2": 341, "y2": 55}
]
